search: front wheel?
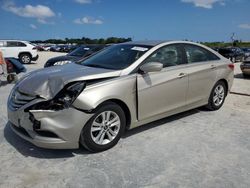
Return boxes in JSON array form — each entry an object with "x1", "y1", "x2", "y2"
[
  {"x1": 19, "y1": 54, "x2": 31, "y2": 64},
  {"x1": 80, "y1": 102, "x2": 126, "y2": 152},
  {"x1": 206, "y1": 81, "x2": 227, "y2": 111}
]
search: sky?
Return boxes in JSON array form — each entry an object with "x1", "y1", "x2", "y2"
[{"x1": 0, "y1": 0, "x2": 250, "y2": 42}]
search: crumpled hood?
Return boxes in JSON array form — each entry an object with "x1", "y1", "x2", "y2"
[{"x1": 17, "y1": 63, "x2": 121, "y2": 99}]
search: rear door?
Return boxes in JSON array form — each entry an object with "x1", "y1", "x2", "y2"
[
  {"x1": 5, "y1": 41, "x2": 19, "y2": 58},
  {"x1": 137, "y1": 44, "x2": 188, "y2": 120},
  {"x1": 182, "y1": 44, "x2": 220, "y2": 106}
]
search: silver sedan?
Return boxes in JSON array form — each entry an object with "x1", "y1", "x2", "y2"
[{"x1": 7, "y1": 41, "x2": 234, "y2": 152}]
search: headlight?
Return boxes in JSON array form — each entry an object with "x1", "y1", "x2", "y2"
[
  {"x1": 54, "y1": 60, "x2": 72, "y2": 66},
  {"x1": 29, "y1": 82, "x2": 86, "y2": 111},
  {"x1": 56, "y1": 82, "x2": 86, "y2": 108}
]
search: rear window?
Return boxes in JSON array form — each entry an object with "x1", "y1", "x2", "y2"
[
  {"x1": 7, "y1": 41, "x2": 18, "y2": 47},
  {"x1": 6, "y1": 41, "x2": 27, "y2": 47},
  {"x1": 184, "y1": 44, "x2": 220, "y2": 63},
  {"x1": 17, "y1": 42, "x2": 27, "y2": 47}
]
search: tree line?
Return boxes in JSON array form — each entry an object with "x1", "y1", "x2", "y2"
[
  {"x1": 31, "y1": 37, "x2": 250, "y2": 48},
  {"x1": 31, "y1": 37, "x2": 132, "y2": 45},
  {"x1": 201, "y1": 41, "x2": 250, "y2": 48}
]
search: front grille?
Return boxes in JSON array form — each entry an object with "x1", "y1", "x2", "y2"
[{"x1": 9, "y1": 88, "x2": 36, "y2": 110}]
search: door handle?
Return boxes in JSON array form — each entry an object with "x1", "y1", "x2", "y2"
[
  {"x1": 211, "y1": 65, "x2": 217, "y2": 69},
  {"x1": 178, "y1": 73, "x2": 187, "y2": 78}
]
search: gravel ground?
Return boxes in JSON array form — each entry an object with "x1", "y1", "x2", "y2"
[{"x1": 0, "y1": 52, "x2": 250, "y2": 188}]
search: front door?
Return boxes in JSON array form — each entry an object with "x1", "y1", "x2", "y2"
[{"x1": 137, "y1": 44, "x2": 188, "y2": 121}]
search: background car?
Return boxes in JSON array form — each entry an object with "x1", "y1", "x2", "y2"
[
  {"x1": 58, "y1": 45, "x2": 77, "y2": 53},
  {"x1": 44, "y1": 44, "x2": 106, "y2": 67},
  {"x1": 241, "y1": 47, "x2": 250, "y2": 58},
  {"x1": 240, "y1": 57, "x2": 250, "y2": 77},
  {"x1": 8, "y1": 41, "x2": 234, "y2": 152},
  {"x1": 49, "y1": 45, "x2": 62, "y2": 52},
  {"x1": 218, "y1": 47, "x2": 245, "y2": 63},
  {"x1": 0, "y1": 40, "x2": 39, "y2": 64}
]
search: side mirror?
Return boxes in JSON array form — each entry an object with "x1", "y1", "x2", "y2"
[{"x1": 140, "y1": 62, "x2": 163, "y2": 73}]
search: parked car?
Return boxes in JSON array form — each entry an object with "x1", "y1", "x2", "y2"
[
  {"x1": 7, "y1": 41, "x2": 234, "y2": 152},
  {"x1": 240, "y1": 57, "x2": 250, "y2": 77},
  {"x1": 0, "y1": 40, "x2": 38, "y2": 64},
  {"x1": 42, "y1": 45, "x2": 53, "y2": 51},
  {"x1": 49, "y1": 45, "x2": 61, "y2": 52},
  {"x1": 34, "y1": 45, "x2": 46, "y2": 51},
  {"x1": 59, "y1": 45, "x2": 77, "y2": 53},
  {"x1": 44, "y1": 45, "x2": 106, "y2": 67},
  {"x1": 241, "y1": 48, "x2": 250, "y2": 58},
  {"x1": 218, "y1": 47, "x2": 245, "y2": 63}
]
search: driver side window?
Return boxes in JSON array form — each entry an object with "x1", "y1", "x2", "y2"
[{"x1": 144, "y1": 45, "x2": 183, "y2": 68}]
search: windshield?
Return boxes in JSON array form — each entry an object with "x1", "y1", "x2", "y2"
[
  {"x1": 68, "y1": 46, "x2": 90, "y2": 57},
  {"x1": 79, "y1": 44, "x2": 151, "y2": 70}
]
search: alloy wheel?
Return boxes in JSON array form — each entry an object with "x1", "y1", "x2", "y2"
[
  {"x1": 90, "y1": 111, "x2": 121, "y2": 145},
  {"x1": 22, "y1": 55, "x2": 30, "y2": 64},
  {"x1": 213, "y1": 85, "x2": 225, "y2": 106}
]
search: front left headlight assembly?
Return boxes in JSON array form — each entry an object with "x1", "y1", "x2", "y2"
[
  {"x1": 56, "y1": 82, "x2": 86, "y2": 108},
  {"x1": 29, "y1": 82, "x2": 86, "y2": 111}
]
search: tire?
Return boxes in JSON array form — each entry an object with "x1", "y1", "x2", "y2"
[
  {"x1": 19, "y1": 53, "x2": 31, "y2": 64},
  {"x1": 7, "y1": 74, "x2": 14, "y2": 83},
  {"x1": 80, "y1": 102, "x2": 126, "y2": 152},
  {"x1": 206, "y1": 81, "x2": 227, "y2": 111}
]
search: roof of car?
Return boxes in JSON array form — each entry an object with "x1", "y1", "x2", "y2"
[
  {"x1": 124, "y1": 40, "x2": 170, "y2": 46},
  {"x1": 0, "y1": 39, "x2": 30, "y2": 43}
]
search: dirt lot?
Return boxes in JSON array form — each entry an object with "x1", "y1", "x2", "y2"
[{"x1": 0, "y1": 52, "x2": 250, "y2": 188}]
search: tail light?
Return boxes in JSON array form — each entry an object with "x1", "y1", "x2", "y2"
[{"x1": 228, "y1": 64, "x2": 234, "y2": 71}]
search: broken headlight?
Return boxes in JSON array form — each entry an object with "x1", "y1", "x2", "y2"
[
  {"x1": 29, "y1": 82, "x2": 86, "y2": 111},
  {"x1": 55, "y1": 82, "x2": 86, "y2": 108}
]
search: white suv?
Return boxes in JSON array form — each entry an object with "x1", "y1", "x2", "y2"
[{"x1": 0, "y1": 40, "x2": 38, "y2": 64}]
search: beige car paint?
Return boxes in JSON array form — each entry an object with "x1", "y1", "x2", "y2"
[{"x1": 7, "y1": 41, "x2": 234, "y2": 149}]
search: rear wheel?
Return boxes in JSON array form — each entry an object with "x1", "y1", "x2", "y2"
[
  {"x1": 19, "y1": 53, "x2": 31, "y2": 64},
  {"x1": 80, "y1": 102, "x2": 126, "y2": 152},
  {"x1": 206, "y1": 81, "x2": 227, "y2": 111}
]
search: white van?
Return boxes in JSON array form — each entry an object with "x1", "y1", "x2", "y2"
[{"x1": 0, "y1": 40, "x2": 38, "y2": 64}]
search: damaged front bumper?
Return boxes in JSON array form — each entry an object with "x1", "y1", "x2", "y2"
[{"x1": 8, "y1": 103, "x2": 93, "y2": 149}]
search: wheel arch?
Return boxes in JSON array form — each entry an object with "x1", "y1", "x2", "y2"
[
  {"x1": 95, "y1": 99, "x2": 131, "y2": 130},
  {"x1": 18, "y1": 52, "x2": 32, "y2": 58},
  {"x1": 217, "y1": 79, "x2": 229, "y2": 95}
]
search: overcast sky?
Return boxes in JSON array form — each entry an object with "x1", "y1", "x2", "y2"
[{"x1": 0, "y1": 0, "x2": 249, "y2": 42}]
